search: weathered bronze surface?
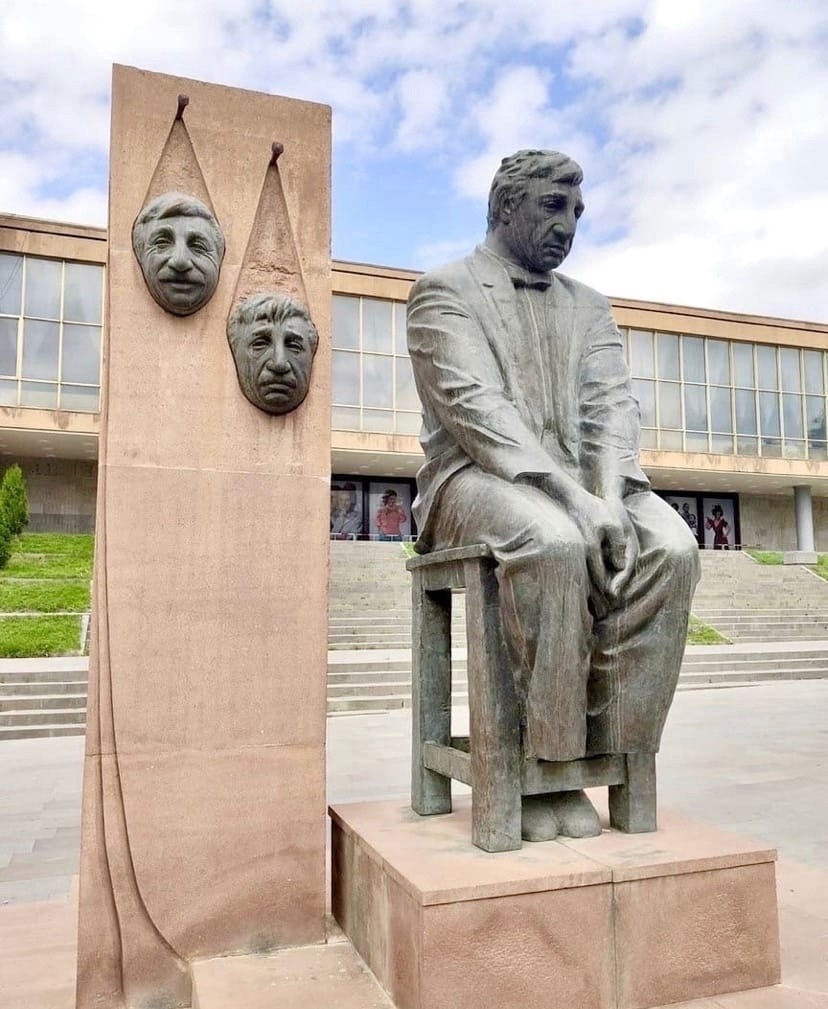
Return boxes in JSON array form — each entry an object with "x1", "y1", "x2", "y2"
[
  {"x1": 132, "y1": 191, "x2": 225, "y2": 316},
  {"x1": 227, "y1": 292, "x2": 318, "y2": 415},
  {"x1": 407, "y1": 149, "x2": 700, "y2": 845}
]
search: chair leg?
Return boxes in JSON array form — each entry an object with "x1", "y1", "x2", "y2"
[
  {"x1": 609, "y1": 752, "x2": 657, "y2": 833},
  {"x1": 411, "y1": 578, "x2": 452, "y2": 816},
  {"x1": 465, "y1": 558, "x2": 522, "y2": 852}
]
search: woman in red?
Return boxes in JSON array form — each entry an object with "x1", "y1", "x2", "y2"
[{"x1": 705, "y1": 504, "x2": 730, "y2": 550}]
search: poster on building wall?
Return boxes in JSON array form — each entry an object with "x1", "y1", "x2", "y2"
[
  {"x1": 665, "y1": 495, "x2": 701, "y2": 541},
  {"x1": 702, "y1": 497, "x2": 736, "y2": 550},
  {"x1": 330, "y1": 480, "x2": 364, "y2": 539},
  {"x1": 368, "y1": 481, "x2": 412, "y2": 541}
]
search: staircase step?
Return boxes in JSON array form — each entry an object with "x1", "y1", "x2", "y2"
[
  {"x1": 0, "y1": 693, "x2": 87, "y2": 711},
  {"x1": 0, "y1": 708, "x2": 86, "y2": 726}
]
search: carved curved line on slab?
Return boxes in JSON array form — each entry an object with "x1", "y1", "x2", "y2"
[
  {"x1": 98, "y1": 459, "x2": 190, "y2": 975},
  {"x1": 89, "y1": 326, "x2": 189, "y2": 1005}
]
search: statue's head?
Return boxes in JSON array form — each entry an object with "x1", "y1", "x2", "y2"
[
  {"x1": 132, "y1": 192, "x2": 225, "y2": 316},
  {"x1": 227, "y1": 292, "x2": 319, "y2": 415},
  {"x1": 486, "y1": 149, "x2": 584, "y2": 273}
]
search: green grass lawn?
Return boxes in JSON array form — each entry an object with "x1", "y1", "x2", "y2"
[
  {"x1": 746, "y1": 549, "x2": 784, "y2": 565},
  {"x1": 0, "y1": 615, "x2": 83, "y2": 658},
  {"x1": 0, "y1": 533, "x2": 93, "y2": 656},
  {"x1": 687, "y1": 615, "x2": 730, "y2": 645}
]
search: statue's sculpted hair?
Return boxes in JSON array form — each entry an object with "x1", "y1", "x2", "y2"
[
  {"x1": 487, "y1": 150, "x2": 583, "y2": 231},
  {"x1": 227, "y1": 292, "x2": 319, "y2": 354},
  {"x1": 132, "y1": 192, "x2": 225, "y2": 260}
]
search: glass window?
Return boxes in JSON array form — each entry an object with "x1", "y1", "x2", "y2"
[
  {"x1": 732, "y1": 343, "x2": 754, "y2": 387},
  {"x1": 394, "y1": 355, "x2": 420, "y2": 411},
  {"x1": 658, "y1": 381, "x2": 682, "y2": 428},
  {"x1": 629, "y1": 330, "x2": 655, "y2": 378},
  {"x1": 0, "y1": 379, "x2": 17, "y2": 405},
  {"x1": 735, "y1": 389, "x2": 757, "y2": 434},
  {"x1": 640, "y1": 428, "x2": 657, "y2": 449},
  {"x1": 737, "y1": 436, "x2": 758, "y2": 456},
  {"x1": 61, "y1": 325, "x2": 101, "y2": 384},
  {"x1": 709, "y1": 386, "x2": 732, "y2": 432},
  {"x1": 363, "y1": 355, "x2": 393, "y2": 408},
  {"x1": 757, "y1": 345, "x2": 778, "y2": 389},
  {"x1": 804, "y1": 350, "x2": 824, "y2": 395},
  {"x1": 759, "y1": 392, "x2": 780, "y2": 437},
  {"x1": 395, "y1": 412, "x2": 421, "y2": 435},
  {"x1": 784, "y1": 441, "x2": 806, "y2": 459},
  {"x1": 362, "y1": 298, "x2": 393, "y2": 353},
  {"x1": 362, "y1": 409, "x2": 393, "y2": 432},
  {"x1": 59, "y1": 385, "x2": 99, "y2": 411},
  {"x1": 63, "y1": 263, "x2": 103, "y2": 324},
  {"x1": 684, "y1": 384, "x2": 707, "y2": 431},
  {"x1": 331, "y1": 406, "x2": 360, "y2": 430},
  {"x1": 22, "y1": 320, "x2": 60, "y2": 380},
  {"x1": 0, "y1": 253, "x2": 23, "y2": 315},
  {"x1": 711, "y1": 435, "x2": 734, "y2": 454},
  {"x1": 659, "y1": 429, "x2": 683, "y2": 449},
  {"x1": 682, "y1": 337, "x2": 705, "y2": 383},
  {"x1": 632, "y1": 379, "x2": 655, "y2": 426},
  {"x1": 685, "y1": 431, "x2": 709, "y2": 452},
  {"x1": 0, "y1": 318, "x2": 17, "y2": 375},
  {"x1": 707, "y1": 340, "x2": 730, "y2": 385},
  {"x1": 332, "y1": 295, "x2": 359, "y2": 350},
  {"x1": 780, "y1": 348, "x2": 801, "y2": 392},
  {"x1": 393, "y1": 302, "x2": 407, "y2": 355},
  {"x1": 806, "y1": 396, "x2": 826, "y2": 443},
  {"x1": 24, "y1": 258, "x2": 62, "y2": 319},
  {"x1": 656, "y1": 332, "x2": 679, "y2": 380},
  {"x1": 332, "y1": 351, "x2": 360, "y2": 405},
  {"x1": 782, "y1": 393, "x2": 804, "y2": 439},
  {"x1": 20, "y1": 381, "x2": 57, "y2": 408}
]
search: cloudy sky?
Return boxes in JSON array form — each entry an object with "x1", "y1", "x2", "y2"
[{"x1": 2, "y1": 0, "x2": 827, "y2": 320}]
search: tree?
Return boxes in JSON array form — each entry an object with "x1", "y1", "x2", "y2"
[{"x1": 0, "y1": 464, "x2": 29, "y2": 537}]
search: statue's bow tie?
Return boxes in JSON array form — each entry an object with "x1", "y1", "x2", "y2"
[{"x1": 511, "y1": 274, "x2": 551, "y2": 291}]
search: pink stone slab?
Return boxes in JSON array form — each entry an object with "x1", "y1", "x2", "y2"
[
  {"x1": 329, "y1": 797, "x2": 611, "y2": 905},
  {"x1": 330, "y1": 798, "x2": 782, "y2": 1009},
  {"x1": 191, "y1": 942, "x2": 395, "y2": 1009},
  {"x1": 561, "y1": 796, "x2": 777, "y2": 882}
]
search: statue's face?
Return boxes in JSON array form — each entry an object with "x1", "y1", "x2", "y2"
[
  {"x1": 138, "y1": 214, "x2": 222, "y2": 316},
  {"x1": 232, "y1": 312, "x2": 315, "y2": 414},
  {"x1": 503, "y1": 179, "x2": 584, "y2": 273}
]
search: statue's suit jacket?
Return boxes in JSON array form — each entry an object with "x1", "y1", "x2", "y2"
[{"x1": 407, "y1": 245, "x2": 649, "y2": 546}]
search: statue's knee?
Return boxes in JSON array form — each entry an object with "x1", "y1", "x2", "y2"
[
  {"x1": 534, "y1": 530, "x2": 587, "y2": 572},
  {"x1": 660, "y1": 536, "x2": 701, "y2": 582}
]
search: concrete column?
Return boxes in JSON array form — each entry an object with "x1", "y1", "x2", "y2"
[{"x1": 784, "y1": 485, "x2": 818, "y2": 564}]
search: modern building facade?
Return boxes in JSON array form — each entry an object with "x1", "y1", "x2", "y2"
[{"x1": 3, "y1": 211, "x2": 828, "y2": 551}]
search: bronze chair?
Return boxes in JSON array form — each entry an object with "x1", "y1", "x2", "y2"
[{"x1": 407, "y1": 544, "x2": 657, "y2": 852}]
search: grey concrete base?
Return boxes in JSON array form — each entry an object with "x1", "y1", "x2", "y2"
[{"x1": 783, "y1": 551, "x2": 818, "y2": 565}]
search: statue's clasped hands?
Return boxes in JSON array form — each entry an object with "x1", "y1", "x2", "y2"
[{"x1": 572, "y1": 492, "x2": 639, "y2": 604}]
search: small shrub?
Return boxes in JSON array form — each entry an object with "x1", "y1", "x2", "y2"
[
  {"x1": 0, "y1": 510, "x2": 11, "y2": 569},
  {"x1": 0, "y1": 463, "x2": 29, "y2": 536}
]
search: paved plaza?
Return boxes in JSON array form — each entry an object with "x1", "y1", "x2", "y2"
[{"x1": 1, "y1": 679, "x2": 827, "y2": 1007}]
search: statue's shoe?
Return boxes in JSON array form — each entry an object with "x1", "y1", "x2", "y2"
[
  {"x1": 521, "y1": 796, "x2": 559, "y2": 842},
  {"x1": 549, "y1": 790, "x2": 602, "y2": 838}
]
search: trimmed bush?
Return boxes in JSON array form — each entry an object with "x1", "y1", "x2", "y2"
[
  {"x1": 0, "y1": 509, "x2": 11, "y2": 569},
  {"x1": 0, "y1": 464, "x2": 29, "y2": 536}
]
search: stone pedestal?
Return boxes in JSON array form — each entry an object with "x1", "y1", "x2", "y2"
[
  {"x1": 330, "y1": 798, "x2": 780, "y2": 1009},
  {"x1": 76, "y1": 66, "x2": 331, "y2": 1009}
]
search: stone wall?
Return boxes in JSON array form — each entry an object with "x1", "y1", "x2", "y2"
[
  {"x1": 2, "y1": 456, "x2": 97, "y2": 532},
  {"x1": 739, "y1": 492, "x2": 828, "y2": 551}
]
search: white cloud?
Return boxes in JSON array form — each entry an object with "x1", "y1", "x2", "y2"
[{"x1": 1, "y1": 0, "x2": 826, "y2": 318}]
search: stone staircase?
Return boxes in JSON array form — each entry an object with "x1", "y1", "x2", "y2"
[
  {"x1": 0, "y1": 658, "x2": 88, "y2": 740},
  {"x1": 692, "y1": 550, "x2": 828, "y2": 641},
  {"x1": 6, "y1": 545, "x2": 828, "y2": 737}
]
